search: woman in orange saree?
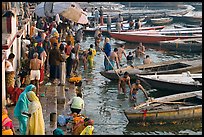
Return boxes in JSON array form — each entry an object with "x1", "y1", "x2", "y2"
[{"x1": 2, "y1": 107, "x2": 16, "y2": 135}]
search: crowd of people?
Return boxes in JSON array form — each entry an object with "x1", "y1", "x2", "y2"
[{"x1": 3, "y1": 5, "x2": 153, "y2": 135}]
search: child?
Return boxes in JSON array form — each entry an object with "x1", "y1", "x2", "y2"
[
  {"x1": 80, "y1": 119, "x2": 94, "y2": 135},
  {"x1": 126, "y1": 51, "x2": 134, "y2": 66}
]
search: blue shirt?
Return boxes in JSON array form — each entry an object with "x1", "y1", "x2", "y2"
[{"x1": 104, "y1": 43, "x2": 111, "y2": 57}]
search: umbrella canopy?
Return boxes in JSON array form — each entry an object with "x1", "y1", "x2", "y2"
[{"x1": 34, "y1": 2, "x2": 88, "y2": 24}]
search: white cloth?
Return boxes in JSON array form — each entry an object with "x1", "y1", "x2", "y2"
[
  {"x1": 30, "y1": 70, "x2": 40, "y2": 80},
  {"x1": 5, "y1": 60, "x2": 14, "y2": 72}
]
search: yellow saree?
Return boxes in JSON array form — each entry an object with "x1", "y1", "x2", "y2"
[{"x1": 26, "y1": 91, "x2": 45, "y2": 135}]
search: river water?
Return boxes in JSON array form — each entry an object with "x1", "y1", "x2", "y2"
[
  {"x1": 69, "y1": 3, "x2": 202, "y2": 135},
  {"x1": 74, "y1": 34, "x2": 202, "y2": 135}
]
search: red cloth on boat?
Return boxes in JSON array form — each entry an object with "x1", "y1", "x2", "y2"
[{"x1": 142, "y1": 109, "x2": 147, "y2": 120}]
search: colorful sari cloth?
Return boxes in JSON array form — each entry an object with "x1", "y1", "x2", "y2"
[
  {"x1": 26, "y1": 91, "x2": 45, "y2": 135},
  {"x1": 80, "y1": 125, "x2": 94, "y2": 135},
  {"x1": 14, "y1": 84, "x2": 36, "y2": 135},
  {"x1": 2, "y1": 108, "x2": 14, "y2": 135},
  {"x1": 5, "y1": 71, "x2": 15, "y2": 101},
  {"x1": 87, "y1": 48, "x2": 96, "y2": 68}
]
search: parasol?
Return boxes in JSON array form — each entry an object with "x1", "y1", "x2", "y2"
[{"x1": 34, "y1": 2, "x2": 88, "y2": 24}]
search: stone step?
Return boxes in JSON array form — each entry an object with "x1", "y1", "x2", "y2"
[{"x1": 40, "y1": 85, "x2": 57, "y2": 135}]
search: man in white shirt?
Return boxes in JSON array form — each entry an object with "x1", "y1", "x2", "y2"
[{"x1": 68, "y1": 92, "x2": 84, "y2": 114}]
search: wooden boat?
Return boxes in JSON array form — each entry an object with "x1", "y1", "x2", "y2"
[
  {"x1": 83, "y1": 25, "x2": 165, "y2": 37},
  {"x1": 159, "y1": 38, "x2": 202, "y2": 53},
  {"x1": 109, "y1": 30, "x2": 202, "y2": 43},
  {"x1": 124, "y1": 90, "x2": 202, "y2": 123},
  {"x1": 99, "y1": 58, "x2": 202, "y2": 81},
  {"x1": 135, "y1": 72, "x2": 202, "y2": 92},
  {"x1": 150, "y1": 17, "x2": 173, "y2": 25},
  {"x1": 169, "y1": 11, "x2": 202, "y2": 24}
]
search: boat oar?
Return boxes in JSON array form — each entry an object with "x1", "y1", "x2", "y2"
[{"x1": 99, "y1": 47, "x2": 121, "y2": 78}]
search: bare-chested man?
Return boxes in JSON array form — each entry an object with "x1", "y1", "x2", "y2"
[
  {"x1": 130, "y1": 79, "x2": 148, "y2": 101},
  {"x1": 143, "y1": 55, "x2": 152, "y2": 64},
  {"x1": 139, "y1": 42, "x2": 145, "y2": 59},
  {"x1": 132, "y1": 46, "x2": 145, "y2": 59},
  {"x1": 73, "y1": 41, "x2": 81, "y2": 72},
  {"x1": 109, "y1": 48, "x2": 120, "y2": 70},
  {"x1": 117, "y1": 45, "x2": 127, "y2": 65},
  {"x1": 118, "y1": 71, "x2": 131, "y2": 94},
  {"x1": 30, "y1": 52, "x2": 42, "y2": 96}
]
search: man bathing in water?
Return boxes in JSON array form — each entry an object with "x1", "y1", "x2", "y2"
[
  {"x1": 117, "y1": 45, "x2": 127, "y2": 66},
  {"x1": 30, "y1": 52, "x2": 42, "y2": 96},
  {"x1": 130, "y1": 79, "x2": 149, "y2": 101},
  {"x1": 109, "y1": 48, "x2": 120, "y2": 70},
  {"x1": 118, "y1": 72, "x2": 131, "y2": 94}
]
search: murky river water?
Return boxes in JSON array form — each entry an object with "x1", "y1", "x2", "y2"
[{"x1": 74, "y1": 33, "x2": 202, "y2": 135}]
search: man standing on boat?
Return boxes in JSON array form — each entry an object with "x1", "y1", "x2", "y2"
[
  {"x1": 94, "y1": 7, "x2": 100, "y2": 26},
  {"x1": 135, "y1": 18, "x2": 142, "y2": 30},
  {"x1": 99, "y1": 6, "x2": 104, "y2": 26},
  {"x1": 107, "y1": 15, "x2": 112, "y2": 32},
  {"x1": 118, "y1": 13, "x2": 123, "y2": 30}
]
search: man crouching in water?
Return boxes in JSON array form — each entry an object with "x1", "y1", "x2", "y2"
[
  {"x1": 130, "y1": 79, "x2": 149, "y2": 101},
  {"x1": 118, "y1": 72, "x2": 131, "y2": 94},
  {"x1": 30, "y1": 52, "x2": 42, "y2": 97}
]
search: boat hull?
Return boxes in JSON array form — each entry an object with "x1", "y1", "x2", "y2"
[
  {"x1": 124, "y1": 91, "x2": 202, "y2": 123},
  {"x1": 109, "y1": 32, "x2": 201, "y2": 43},
  {"x1": 159, "y1": 40, "x2": 202, "y2": 53},
  {"x1": 100, "y1": 59, "x2": 202, "y2": 81},
  {"x1": 125, "y1": 105, "x2": 202, "y2": 122},
  {"x1": 83, "y1": 26, "x2": 165, "y2": 37},
  {"x1": 150, "y1": 17, "x2": 173, "y2": 25},
  {"x1": 136, "y1": 75, "x2": 202, "y2": 92}
]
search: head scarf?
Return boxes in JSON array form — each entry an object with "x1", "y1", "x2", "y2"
[
  {"x1": 2, "y1": 107, "x2": 8, "y2": 115},
  {"x1": 27, "y1": 91, "x2": 39, "y2": 102},
  {"x1": 27, "y1": 91, "x2": 41, "y2": 114},
  {"x1": 53, "y1": 128, "x2": 64, "y2": 135},
  {"x1": 53, "y1": 32, "x2": 59, "y2": 37},
  {"x1": 14, "y1": 84, "x2": 36, "y2": 117}
]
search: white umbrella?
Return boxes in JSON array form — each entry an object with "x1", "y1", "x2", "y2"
[{"x1": 34, "y1": 2, "x2": 88, "y2": 24}]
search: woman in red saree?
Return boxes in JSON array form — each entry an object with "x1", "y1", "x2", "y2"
[{"x1": 2, "y1": 107, "x2": 16, "y2": 135}]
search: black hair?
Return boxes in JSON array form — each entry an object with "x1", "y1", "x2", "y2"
[
  {"x1": 59, "y1": 44, "x2": 64, "y2": 51},
  {"x1": 90, "y1": 44, "x2": 94, "y2": 48},
  {"x1": 114, "y1": 48, "x2": 118, "y2": 52},
  {"x1": 8, "y1": 53, "x2": 15, "y2": 59},
  {"x1": 71, "y1": 48, "x2": 75, "y2": 53},
  {"x1": 146, "y1": 55, "x2": 150, "y2": 58},
  {"x1": 67, "y1": 41, "x2": 71, "y2": 45},
  {"x1": 124, "y1": 71, "x2": 129, "y2": 76},
  {"x1": 77, "y1": 92, "x2": 82, "y2": 98}
]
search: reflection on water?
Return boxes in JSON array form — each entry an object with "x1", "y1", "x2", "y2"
[
  {"x1": 77, "y1": 28, "x2": 202, "y2": 134},
  {"x1": 124, "y1": 120, "x2": 202, "y2": 135}
]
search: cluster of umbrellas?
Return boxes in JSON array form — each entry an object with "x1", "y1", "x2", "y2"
[{"x1": 34, "y1": 2, "x2": 88, "y2": 24}]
